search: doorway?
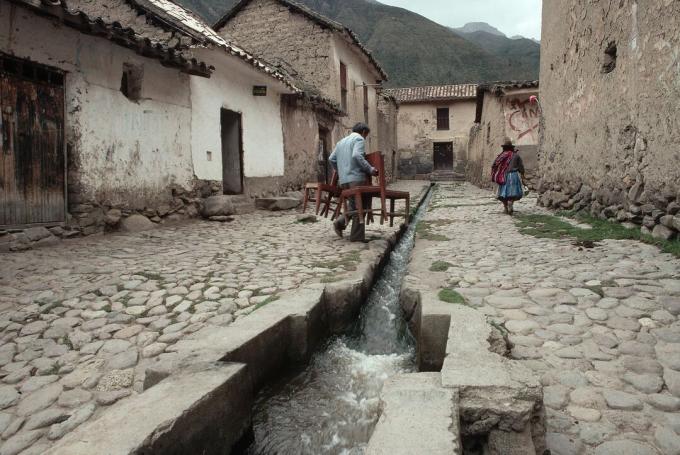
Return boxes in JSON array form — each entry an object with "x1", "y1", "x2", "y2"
[
  {"x1": 317, "y1": 126, "x2": 331, "y2": 184},
  {"x1": 221, "y1": 109, "x2": 243, "y2": 194},
  {"x1": 1, "y1": 54, "x2": 66, "y2": 227},
  {"x1": 433, "y1": 142, "x2": 454, "y2": 171}
]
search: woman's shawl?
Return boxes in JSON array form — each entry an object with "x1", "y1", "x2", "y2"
[{"x1": 491, "y1": 150, "x2": 514, "y2": 184}]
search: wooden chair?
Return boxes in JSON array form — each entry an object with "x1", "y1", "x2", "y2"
[
  {"x1": 302, "y1": 171, "x2": 340, "y2": 217},
  {"x1": 336, "y1": 152, "x2": 411, "y2": 227}
]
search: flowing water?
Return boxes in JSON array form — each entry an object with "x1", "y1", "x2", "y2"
[{"x1": 245, "y1": 189, "x2": 432, "y2": 455}]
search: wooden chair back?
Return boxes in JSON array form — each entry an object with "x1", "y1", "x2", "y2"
[
  {"x1": 329, "y1": 169, "x2": 339, "y2": 187},
  {"x1": 365, "y1": 152, "x2": 387, "y2": 223}
]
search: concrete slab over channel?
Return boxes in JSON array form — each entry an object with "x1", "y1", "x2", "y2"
[
  {"x1": 394, "y1": 283, "x2": 545, "y2": 454},
  {"x1": 367, "y1": 373, "x2": 460, "y2": 455},
  {"x1": 45, "y1": 363, "x2": 251, "y2": 455}
]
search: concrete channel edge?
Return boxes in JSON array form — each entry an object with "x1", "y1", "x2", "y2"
[{"x1": 374, "y1": 278, "x2": 546, "y2": 455}]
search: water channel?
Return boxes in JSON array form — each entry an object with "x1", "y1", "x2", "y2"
[{"x1": 244, "y1": 188, "x2": 433, "y2": 455}]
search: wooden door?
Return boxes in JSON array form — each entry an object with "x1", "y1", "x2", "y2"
[
  {"x1": 317, "y1": 127, "x2": 330, "y2": 184},
  {"x1": 433, "y1": 142, "x2": 454, "y2": 171},
  {"x1": 1, "y1": 56, "x2": 65, "y2": 227}
]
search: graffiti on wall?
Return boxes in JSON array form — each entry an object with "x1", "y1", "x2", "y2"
[{"x1": 504, "y1": 96, "x2": 540, "y2": 146}]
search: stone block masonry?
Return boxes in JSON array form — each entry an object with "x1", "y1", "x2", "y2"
[
  {"x1": 402, "y1": 183, "x2": 680, "y2": 454},
  {"x1": 538, "y1": 0, "x2": 680, "y2": 237},
  {"x1": 220, "y1": 0, "x2": 334, "y2": 98}
]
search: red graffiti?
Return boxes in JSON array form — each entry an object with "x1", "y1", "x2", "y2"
[{"x1": 506, "y1": 98, "x2": 540, "y2": 141}]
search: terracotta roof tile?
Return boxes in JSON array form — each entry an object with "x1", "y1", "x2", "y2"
[{"x1": 384, "y1": 84, "x2": 478, "y2": 103}]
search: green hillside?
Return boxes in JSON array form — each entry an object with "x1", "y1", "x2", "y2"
[{"x1": 176, "y1": 0, "x2": 540, "y2": 87}]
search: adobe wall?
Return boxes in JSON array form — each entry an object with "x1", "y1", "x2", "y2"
[
  {"x1": 467, "y1": 89, "x2": 539, "y2": 189},
  {"x1": 276, "y1": 95, "x2": 343, "y2": 194},
  {"x1": 328, "y1": 34, "x2": 383, "y2": 152},
  {"x1": 377, "y1": 95, "x2": 399, "y2": 182},
  {"x1": 398, "y1": 100, "x2": 476, "y2": 179},
  {"x1": 218, "y1": 0, "x2": 334, "y2": 97},
  {"x1": 0, "y1": 2, "x2": 200, "y2": 241},
  {"x1": 538, "y1": 0, "x2": 680, "y2": 235}
]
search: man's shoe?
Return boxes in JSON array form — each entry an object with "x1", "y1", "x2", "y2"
[{"x1": 333, "y1": 223, "x2": 344, "y2": 238}]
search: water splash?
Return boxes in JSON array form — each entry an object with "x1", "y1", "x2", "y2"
[{"x1": 247, "y1": 188, "x2": 433, "y2": 455}]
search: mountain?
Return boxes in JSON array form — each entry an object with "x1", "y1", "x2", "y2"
[
  {"x1": 454, "y1": 22, "x2": 505, "y2": 37},
  {"x1": 175, "y1": 0, "x2": 540, "y2": 87},
  {"x1": 453, "y1": 30, "x2": 540, "y2": 82}
]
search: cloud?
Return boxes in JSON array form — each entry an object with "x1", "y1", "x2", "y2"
[{"x1": 377, "y1": 0, "x2": 542, "y2": 40}]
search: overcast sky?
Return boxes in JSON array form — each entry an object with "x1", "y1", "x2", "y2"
[{"x1": 377, "y1": 0, "x2": 542, "y2": 40}]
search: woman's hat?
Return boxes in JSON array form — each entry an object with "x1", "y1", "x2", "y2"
[{"x1": 502, "y1": 137, "x2": 516, "y2": 150}]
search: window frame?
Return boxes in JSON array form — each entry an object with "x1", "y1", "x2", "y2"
[
  {"x1": 340, "y1": 61, "x2": 348, "y2": 112},
  {"x1": 436, "y1": 107, "x2": 450, "y2": 131}
]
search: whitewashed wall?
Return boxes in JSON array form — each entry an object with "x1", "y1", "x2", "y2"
[
  {"x1": 190, "y1": 48, "x2": 289, "y2": 182},
  {"x1": 0, "y1": 2, "x2": 195, "y2": 207}
]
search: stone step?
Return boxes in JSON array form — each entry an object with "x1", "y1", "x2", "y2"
[
  {"x1": 430, "y1": 171, "x2": 465, "y2": 182},
  {"x1": 366, "y1": 373, "x2": 460, "y2": 455}
]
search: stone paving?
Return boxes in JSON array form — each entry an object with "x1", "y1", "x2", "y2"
[
  {"x1": 409, "y1": 183, "x2": 680, "y2": 455},
  {"x1": 0, "y1": 181, "x2": 428, "y2": 455}
]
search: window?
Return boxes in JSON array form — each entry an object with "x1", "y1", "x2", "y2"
[
  {"x1": 340, "y1": 62, "x2": 348, "y2": 112},
  {"x1": 120, "y1": 63, "x2": 143, "y2": 101},
  {"x1": 363, "y1": 84, "x2": 369, "y2": 123},
  {"x1": 602, "y1": 42, "x2": 617, "y2": 74},
  {"x1": 436, "y1": 107, "x2": 450, "y2": 130}
]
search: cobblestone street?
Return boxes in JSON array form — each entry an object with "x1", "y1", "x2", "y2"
[
  {"x1": 0, "y1": 181, "x2": 428, "y2": 455},
  {"x1": 407, "y1": 183, "x2": 680, "y2": 454}
]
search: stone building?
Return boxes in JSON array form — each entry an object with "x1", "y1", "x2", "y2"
[
  {"x1": 215, "y1": 0, "x2": 397, "y2": 184},
  {"x1": 538, "y1": 0, "x2": 680, "y2": 239},
  {"x1": 0, "y1": 0, "x2": 298, "y2": 249},
  {"x1": 384, "y1": 84, "x2": 477, "y2": 181},
  {"x1": 467, "y1": 81, "x2": 540, "y2": 188}
]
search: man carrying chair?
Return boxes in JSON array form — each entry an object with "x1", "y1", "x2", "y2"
[{"x1": 329, "y1": 123, "x2": 379, "y2": 242}]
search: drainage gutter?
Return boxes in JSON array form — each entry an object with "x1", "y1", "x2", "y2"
[{"x1": 45, "y1": 184, "x2": 433, "y2": 455}]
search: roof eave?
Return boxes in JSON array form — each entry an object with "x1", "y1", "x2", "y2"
[{"x1": 9, "y1": 0, "x2": 214, "y2": 77}]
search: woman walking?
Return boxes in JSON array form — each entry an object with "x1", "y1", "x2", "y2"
[{"x1": 492, "y1": 138, "x2": 525, "y2": 215}]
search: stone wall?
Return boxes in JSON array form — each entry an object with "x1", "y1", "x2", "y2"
[
  {"x1": 219, "y1": 0, "x2": 334, "y2": 97},
  {"x1": 397, "y1": 100, "x2": 476, "y2": 179},
  {"x1": 467, "y1": 88, "x2": 540, "y2": 189},
  {"x1": 467, "y1": 93, "x2": 506, "y2": 188},
  {"x1": 538, "y1": 0, "x2": 680, "y2": 240}
]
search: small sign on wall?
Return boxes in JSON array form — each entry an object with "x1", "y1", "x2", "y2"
[{"x1": 253, "y1": 85, "x2": 267, "y2": 96}]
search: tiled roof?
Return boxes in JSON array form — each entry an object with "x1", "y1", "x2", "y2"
[
  {"x1": 214, "y1": 0, "x2": 388, "y2": 80},
  {"x1": 480, "y1": 80, "x2": 539, "y2": 95},
  {"x1": 384, "y1": 84, "x2": 478, "y2": 103},
  {"x1": 9, "y1": 0, "x2": 299, "y2": 89}
]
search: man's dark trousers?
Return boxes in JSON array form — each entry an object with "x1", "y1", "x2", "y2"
[{"x1": 334, "y1": 182, "x2": 372, "y2": 242}]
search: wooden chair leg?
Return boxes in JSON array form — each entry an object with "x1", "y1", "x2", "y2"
[
  {"x1": 302, "y1": 188, "x2": 310, "y2": 213},
  {"x1": 390, "y1": 198, "x2": 395, "y2": 227},
  {"x1": 322, "y1": 194, "x2": 333, "y2": 218},
  {"x1": 332, "y1": 196, "x2": 343, "y2": 221},
  {"x1": 315, "y1": 188, "x2": 323, "y2": 215},
  {"x1": 355, "y1": 193, "x2": 364, "y2": 225},
  {"x1": 342, "y1": 197, "x2": 349, "y2": 225},
  {"x1": 405, "y1": 198, "x2": 410, "y2": 225}
]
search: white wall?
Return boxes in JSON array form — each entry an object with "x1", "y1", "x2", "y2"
[
  {"x1": 0, "y1": 1, "x2": 195, "y2": 206},
  {"x1": 329, "y1": 34, "x2": 382, "y2": 152},
  {"x1": 190, "y1": 48, "x2": 288, "y2": 182}
]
